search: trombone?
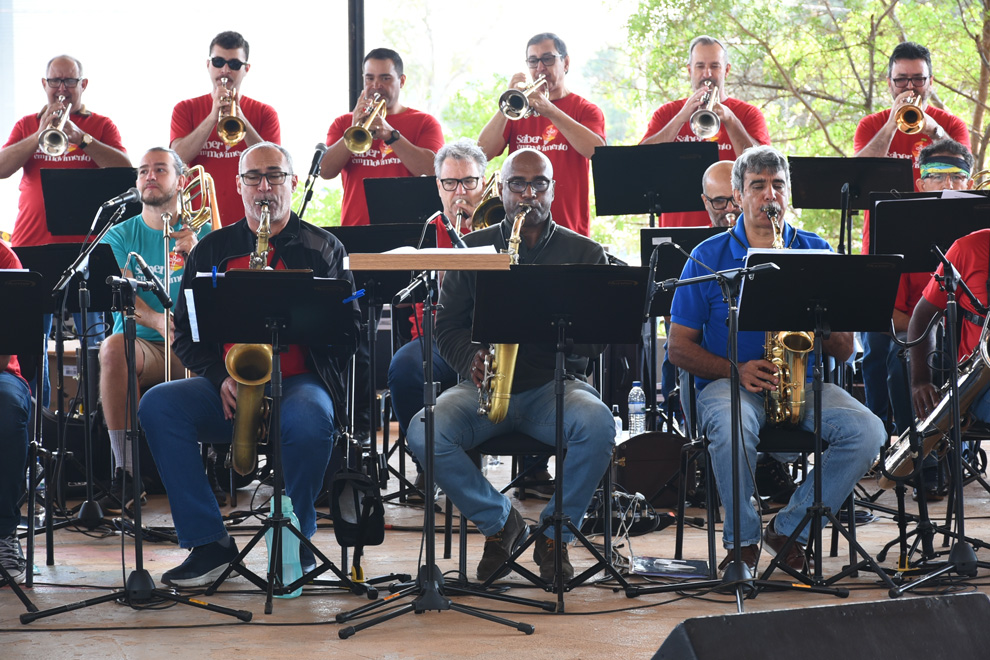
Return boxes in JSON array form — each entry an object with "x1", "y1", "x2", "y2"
[
  {"x1": 895, "y1": 94, "x2": 924, "y2": 134},
  {"x1": 217, "y1": 77, "x2": 246, "y2": 147},
  {"x1": 471, "y1": 172, "x2": 505, "y2": 230},
  {"x1": 499, "y1": 75, "x2": 547, "y2": 121},
  {"x1": 690, "y1": 82, "x2": 720, "y2": 139},
  {"x1": 38, "y1": 95, "x2": 72, "y2": 156},
  {"x1": 344, "y1": 94, "x2": 387, "y2": 154}
]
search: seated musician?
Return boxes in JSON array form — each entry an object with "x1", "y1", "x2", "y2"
[
  {"x1": 0, "y1": 241, "x2": 32, "y2": 584},
  {"x1": 667, "y1": 145, "x2": 885, "y2": 573},
  {"x1": 405, "y1": 148, "x2": 614, "y2": 582},
  {"x1": 138, "y1": 142, "x2": 361, "y2": 588},
  {"x1": 97, "y1": 147, "x2": 208, "y2": 515}
]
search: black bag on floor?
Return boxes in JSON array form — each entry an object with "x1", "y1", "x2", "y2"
[{"x1": 331, "y1": 468, "x2": 385, "y2": 548}]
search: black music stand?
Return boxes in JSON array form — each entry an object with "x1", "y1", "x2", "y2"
[
  {"x1": 41, "y1": 167, "x2": 139, "y2": 239},
  {"x1": 471, "y1": 265, "x2": 648, "y2": 610},
  {"x1": 592, "y1": 143, "x2": 718, "y2": 225},
  {"x1": 738, "y1": 252, "x2": 902, "y2": 593},
  {"x1": 0, "y1": 271, "x2": 43, "y2": 612},
  {"x1": 15, "y1": 242, "x2": 119, "y2": 534},
  {"x1": 873, "y1": 196, "x2": 990, "y2": 268},
  {"x1": 365, "y1": 176, "x2": 443, "y2": 225},
  {"x1": 21, "y1": 277, "x2": 252, "y2": 625},
  {"x1": 190, "y1": 270, "x2": 372, "y2": 614},
  {"x1": 788, "y1": 156, "x2": 913, "y2": 255}
]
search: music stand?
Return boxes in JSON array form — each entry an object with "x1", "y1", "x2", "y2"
[
  {"x1": 0, "y1": 271, "x2": 43, "y2": 612},
  {"x1": 365, "y1": 176, "x2": 443, "y2": 225},
  {"x1": 41, "y1": 167, "x2": 139, "y2": 238},
  {"x1": 189, "y1": 270, "x2": 372, "y2": 614},
  {"x1": 592, "y1": 143, "x2": 718, "y2": 225},
  {"x1": 788, "y1": 156, "x2": 913, "y2": 255},
  {"x1": 470, "y1": 265, "x2": 647, "y2": 610},
  {"x1": 14, "y1": 242, "x2": 119, "y2": 533},
  {"x1": 738, "y1": 252, "x2": 902, "y2": 592},
  {"x1": 872, "y1": 196, "x2": 990, "y2": 269}
]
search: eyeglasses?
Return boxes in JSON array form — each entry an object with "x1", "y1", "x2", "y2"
[
  {"x1": 703, "y1": 194, "x2": 739, "y2": 210},
  {"x1": 891, "y1": 75, "x2": 929, "y2": 88},
  {"x1": 439, "y1": 177, "x2": 480, "y2": 191},
  {"x1": 239, "y1": 171, "x2": 289, "y2": 186},
  {"x1": 46, "y1": 78, "x2": 80, "y2": 88},
  {"x1": 525, "y1": 54, "x2": 563, "y2": 69},
  {"x1": 505, "y1": 178, "x2": 551, "y2": 193},
  {"x1": 210, "y1": 56, "x2": 246, "y2": 71},
  {"x1": 922, "y1": 173, "x2": 970, "y2": 184}
]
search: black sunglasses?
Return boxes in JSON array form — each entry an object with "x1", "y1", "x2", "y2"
[{"x1": 210, "y1": 56, "x2": 246, "y2": 71}]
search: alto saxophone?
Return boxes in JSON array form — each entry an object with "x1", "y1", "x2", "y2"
[
  {"x1": 763, "y1": 206, "x2": 814, "y2": 426},
  {"x1": 477, "y1": 206, "x2": 527, "y2": 423},
  {"x1": 226, "y1": 201, "x2": 274, "y2": 475}
]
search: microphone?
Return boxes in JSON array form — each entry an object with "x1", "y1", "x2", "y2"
[
  {"x1": 440, "y1": 213, "x2": 467, "y2": 249},
  {"x1": 394, "y1": 270, "x2": 430, "y2": 304},
  {"x1": 129, "y1": 252, "x2": 172, "y2": 309},
  {"x1": 101, "y1": 187, "x2": 141, "y2": 208},
  {"x1": 308, "y1": 143, "x2": 328, "y2": 178}
]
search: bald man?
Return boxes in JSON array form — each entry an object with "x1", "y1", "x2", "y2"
[{"x1": 701, "y1": 160, "x2": 739, "y2": 227}]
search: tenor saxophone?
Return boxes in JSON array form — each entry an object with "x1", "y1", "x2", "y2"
[
  {"x1": 763, "y1": 205, "x2": 814, "y2": 426},
  {"x1": 477, "y1": 206, "x2": 527, "y2": 423},
  {"x1": 227, "y1": 201, "x2": 274, "y2": 475}
]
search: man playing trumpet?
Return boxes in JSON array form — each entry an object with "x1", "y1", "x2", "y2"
[
  {"x1": 478, "y1": 33, "x2": 605, "y2": 237},
  {"x1": 640, "y1": 36, "x2": 769, "y2": 227},
  {"x1": 171, "y1": 31, "x2": 281, "y2": 226}
]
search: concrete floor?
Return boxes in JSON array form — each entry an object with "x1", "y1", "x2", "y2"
[{"x1": 5, "y1": 431, "x2": 990, "y2": 659}]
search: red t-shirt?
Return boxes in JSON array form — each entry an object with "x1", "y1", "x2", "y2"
[
  {"x1": 895, "y1": 271, "x2": 932, "y2": 316},
  {"x1": 4, "y1": 110, "x2": 126, "y2": 247},
  {"x1": 170, "y1": 94, "x2": 281, "y2": 227},
  {"x1": 326, "y1": 108, "x2": 444, "y2": 226},
  {"x1": 223, "y1": 249, "x2": 310, "y2": 379},
  {"x1": 921, "y1": 228, "x2": 990, "y2": 361},
  {"x1": 854, "y1": 105, "x2": 969, "y2": 254},
  {"x1": 0, "y1": 241, "x2": 25, "y2": 382},
  {"x1": 501, "y1": 93, "x2": 605, "y2": 237},
  {"x1": 640, "y1": 97, "x2": 770, "y2": 227}
]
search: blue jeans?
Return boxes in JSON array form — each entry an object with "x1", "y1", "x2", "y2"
[
  {"x1": 0, "y1": 372, "x2": 31, "y2": 537},
  {"x1": 697, "y1": 379, "x2": 884, "y2": 548},
  {"x1": 406, "y1": 379, "x2": 614, "y2": 541},
  {"x1": 387, "y1": 338, "x2": 459, "y2": 437},
  {"x1": 139, "y1": 373, "x2": 335, "y2": 548},
  {"x1": 862, "y1": 332, "x2": 913, "y2": 433}
]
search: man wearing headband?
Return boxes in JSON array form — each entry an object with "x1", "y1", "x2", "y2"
[{"x1": 171, "y1": 31, "x2": 281, "y2": 226}]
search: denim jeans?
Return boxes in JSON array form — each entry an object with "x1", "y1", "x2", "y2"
[
  {"x1": 406, "y1": 379, "x2": 614, "y2": 541},
  {"x1": 139, "y1": 373, "x2": 334, "y2": 548},
  {"x1": 0, "y1": 372, "x2": 31, "y2": 537},
  {"x1": 697, "y1": 379, "x2": 885, "y2": 548},
  {"x1": 387, "y1": 338, "x2": 459, "y2": 437},
  {"x1": 862, "y1": 331, "x2": 914, "y2": 433}
]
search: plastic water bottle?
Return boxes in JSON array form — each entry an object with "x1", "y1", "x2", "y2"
[
  {"x1": 265, "y1": 495, "x2": 302, "y2": 599},
  {"x1": 612, "y1": 404, "x2": 623, "y2": 440},
  {"x1": 628, "y1": 381, "x2": 646, "y2": 436}
]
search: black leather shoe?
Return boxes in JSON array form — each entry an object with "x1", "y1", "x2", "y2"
[{"x1": 476, "y1": 507, "x2": 527, "y2": 581}]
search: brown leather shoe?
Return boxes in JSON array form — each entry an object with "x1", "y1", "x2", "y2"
[
  {"x1": 718, "y1": 545, "x2": 759, "y2": 574},
  {"x1": 763, "y1": 517, "x2": 807, "y2": 572}
]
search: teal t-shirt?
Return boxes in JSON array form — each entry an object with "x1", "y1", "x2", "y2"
[{"x1": 101, "y1": 214, "x2": 210, "y2": 342}]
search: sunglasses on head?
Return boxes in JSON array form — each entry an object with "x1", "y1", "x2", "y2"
[{"x1": 210, "y1": 56, "x2": 246, "y2": 70}]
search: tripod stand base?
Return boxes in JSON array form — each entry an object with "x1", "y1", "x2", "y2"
[{"x1": 76, "y1": 500, "x2": 106, "y2": 529}]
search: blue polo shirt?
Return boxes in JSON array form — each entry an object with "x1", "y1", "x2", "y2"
[{"x1": 669, "y1": 213, "x2": 833, "y2": 391}]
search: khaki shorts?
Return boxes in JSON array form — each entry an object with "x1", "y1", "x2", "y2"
[{"x1": 136, "y1": 337, "x2": 187, "y2": 388}]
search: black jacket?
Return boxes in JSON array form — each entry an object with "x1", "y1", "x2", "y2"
[{"x1": 172, "y1": 212, "x2": 362, "y2": 429}]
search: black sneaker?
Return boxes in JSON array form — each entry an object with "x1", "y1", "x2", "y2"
[
  {"x1": 0, "y1": 533, "x2": 26, "y2": 585},
  {"x1": 516, "y1": 470, "x2": 555, "y2": 500},
  {"x1": 97, "y1": 468, "x2": 147, "y2": 515},
  {"x1": 754, "y1": 459, "x2": 796, "y2": 504},
  {"x1": 162, "y1": 538, "x2": 239, "y2": 588},
  {"x1": 476, "y1": 507, "x2": 527, "y2": 581},
  {"x1": 532, "y1": 533, "x2": 574, "y2": 582}
]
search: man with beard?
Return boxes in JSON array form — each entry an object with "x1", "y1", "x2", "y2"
[
  {"x1": 98, "y1": 147, "x2": 209, "y2": 514},
  {"x1": 640, "y1": 36, "x2": 769, "y2": 227},
  {"x1": 139, "y1": 143, "x2": 361, "y2": 587},
  {"x1": 405, "y1": 148, "x2": 614, "y2": 582},
  {"x1": 667, "y1": 145, "x2": 884, "y2": 575}
]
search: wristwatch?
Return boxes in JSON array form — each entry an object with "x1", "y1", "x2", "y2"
[
  {"x1": 384, "y1": 129, "x2": 401, "y2": 146},
  {"x1": 78, "y1": 133, "x2": 94, "y2": 150}
]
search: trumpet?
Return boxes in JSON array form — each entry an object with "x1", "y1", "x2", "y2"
[
  {"x1": 38, "y1": 95, "x2": 73, "y2": 156},
  {"x1": 217, "y1": 77, "x2": 246, "y2": 147},
  {"x1": 499, "y1": 75, "x2": 547, "y2": 121},
  {"x1": 690, "y1": 82, "x2": 720, "y2": 139},
  {"x1": 895, "y1": 94, "x2": 924, "y2": 134},
  {"x1": 343, "y1": 93, "x2": 387, "y2": 154}
]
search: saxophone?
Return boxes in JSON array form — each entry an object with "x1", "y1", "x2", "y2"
[
  {"x1": 477, "y1": 206, "x2": 527, "y2": 423},
  {"x1": 763, "y1": 205, "x2": 814, "y2": 426},
  {"x1": 226, "y1": 201, "x2": 274, "y2": 475}
]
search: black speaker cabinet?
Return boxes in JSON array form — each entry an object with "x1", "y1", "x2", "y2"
[{"x1": 654, "y1": 593, "x2": 990, "y2": 659}]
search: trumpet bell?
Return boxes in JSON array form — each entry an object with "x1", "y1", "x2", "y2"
[
  {"x1": 690, "y1": 110, "x2": 720, "y2": 139},
  {"x1": 38, "y1": 128, "x2": 68, "y2": 156},
  {"x1": 218, "y1": 115, "x2": 246, "y2": 148},
  {"x1": 498, "y1": 75, "x2": 548, "y2": 121},
  {"x1": 343, "y1": 125, "x2": 374, "y2": 154},
  {"x1": 895, "y1": 96, "x2": 924, "y2": 134}
]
